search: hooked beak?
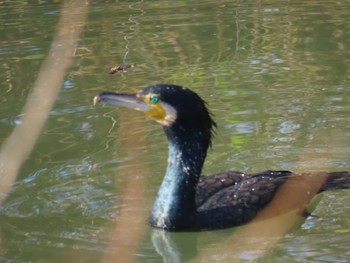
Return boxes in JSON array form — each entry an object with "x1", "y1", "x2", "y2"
[{"x1": 93, "y1": 92, "x2": 151, "y2": 112}]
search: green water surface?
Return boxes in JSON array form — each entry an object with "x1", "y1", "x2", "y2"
[{"x1": 0, "y1": 1, "x2": 350, "y2": 262}]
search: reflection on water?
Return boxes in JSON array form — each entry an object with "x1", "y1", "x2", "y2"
[
  {"x1": 150, "y1": 229, "x2": 199, "y2": 263},
  {"x1": 0, "y1": 0, "x2": 350, "y2": 262}
]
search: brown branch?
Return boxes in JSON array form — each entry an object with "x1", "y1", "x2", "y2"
[
  {"x1": 102, "y1": 111, "x2": 149, "y2": 263},
  {"x1": 0, "y1": 0, "x2": 89, "y2": 204}
]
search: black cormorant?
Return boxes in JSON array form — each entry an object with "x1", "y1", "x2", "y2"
[{"x1": 94, "y1": 84, "x2": 350, "y2": 231}]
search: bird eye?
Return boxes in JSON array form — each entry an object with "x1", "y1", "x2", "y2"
[{"x1": 150, "y1": 95, "x2": 159, "y2": 104}]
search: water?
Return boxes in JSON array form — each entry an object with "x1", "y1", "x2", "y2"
[{"x1": 0, "y1": 1, "x2": 350, "y2": 262}]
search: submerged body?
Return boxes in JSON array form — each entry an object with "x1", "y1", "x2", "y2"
[{"x1": 94, "y1": 84, "x2": 350, "y2": 231}]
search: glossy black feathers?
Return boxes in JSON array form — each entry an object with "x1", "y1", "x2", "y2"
[
  {"x1": 141, "y1": 84, "x2": 216, "y2": 144},
  {"x1": 95, "y1": 84, "x2": 350, "y2": 231},
  {"x1": 195, "y1": 170, "x2": 291, "y2": 229}
]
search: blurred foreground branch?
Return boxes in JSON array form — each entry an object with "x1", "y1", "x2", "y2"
[
  {"x1": 102, "y1": 112, "x2": 149, "y2": 263},
  {"x1": 192, "y1": 128, "x2": 342, "y2": 263},
  {"x1": 0, "y1": 0, "x2": 89, "y2": 205}
]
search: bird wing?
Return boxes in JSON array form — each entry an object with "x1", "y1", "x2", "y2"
[{"x1": 195, "y1": 170, "x2": 292, "y2": 229}]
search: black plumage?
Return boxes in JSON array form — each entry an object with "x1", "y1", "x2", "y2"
[{"x1": 94, "y1": 84, "x2": 350, "y2": 231}]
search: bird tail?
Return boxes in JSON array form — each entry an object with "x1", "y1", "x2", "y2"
[{"x1": 320, "y1": 172, "x2": 350, "y2": 191}]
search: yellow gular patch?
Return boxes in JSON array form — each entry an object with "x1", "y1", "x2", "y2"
[
  {"x1": 147, "y1": 103, "x2": 167, "y2": 121},
  {"x1": 138, "y1": 93, "x2": 177, "y2": 126},
  {"x1": 140, "y1": 93, "x2": 167, "y2": 122}
]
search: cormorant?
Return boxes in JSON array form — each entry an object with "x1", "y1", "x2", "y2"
[{"x1": 94, "y1": 84, "x2": 350, "y2": 231}]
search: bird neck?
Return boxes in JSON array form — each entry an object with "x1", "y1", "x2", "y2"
[{"x1": 149, "y1": 125, "x2": 210, "y2": 230}]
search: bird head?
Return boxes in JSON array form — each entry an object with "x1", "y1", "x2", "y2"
[{"x1": 94, "y1": 84, "x2": 216, "y2": 135}]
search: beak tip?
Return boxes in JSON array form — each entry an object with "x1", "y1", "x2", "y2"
[
  {"x1": 93, "y1": 95, "x2": 101, "y2": 105},
  {"x1": 94, "y1": 95, "x2": 101, "y2": 106}
]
